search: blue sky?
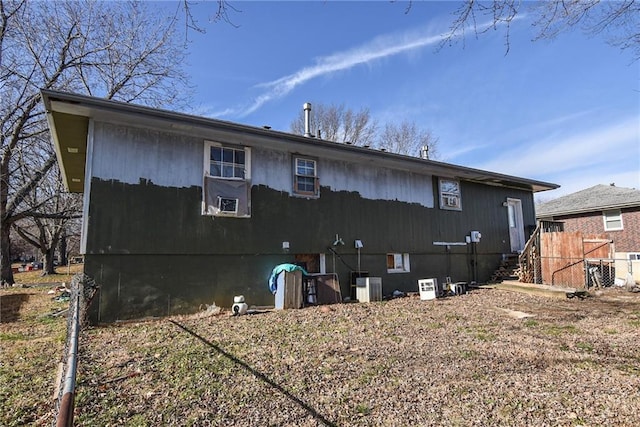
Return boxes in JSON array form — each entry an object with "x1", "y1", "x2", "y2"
[{"x1": 179, "y1": 1, "x2": 639, "y2": 200}]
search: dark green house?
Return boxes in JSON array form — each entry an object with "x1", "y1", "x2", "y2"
[{"x1": 43, "y1": 89, "x2": 558, "y2": 323}]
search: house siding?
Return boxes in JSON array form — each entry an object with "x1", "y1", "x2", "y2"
[
  {"x1": 552, "y1": 207, "x2": 640, "y2": 253},
  {"x1": 84, "y1": 178, "x2": 534, "y2": 323},
  {"x1": 80, "y1": 121, "x2": 538, "y2": 322},
  {"x1": 90, "y1": 122, "x2": 435, "y2": 207}
]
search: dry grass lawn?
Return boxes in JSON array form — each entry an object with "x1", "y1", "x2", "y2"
[
  {"x1": 76, "y1": 287, "x2": 640, "y2": 426},
  {"x1": 0, "y1": 265, "x2": 82, "y2": 426},
  {"x1": 2, "y1": 278, "x2": 640, "y2": 426}
]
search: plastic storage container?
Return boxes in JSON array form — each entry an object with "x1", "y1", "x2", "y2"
[
  {"x1": 356, "y1": 277, "x2": 382, "y2": 302},
  {"x1": 418, "y1": 278, "x2": 437, "y2": 300}
]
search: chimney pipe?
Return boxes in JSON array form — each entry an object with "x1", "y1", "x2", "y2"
[
  {"x1": 303, "y1": 102, "x2": 312, "y2": 137},
  {"x1": 419, "y1": 145, "x2": 429, "y2": 160}
]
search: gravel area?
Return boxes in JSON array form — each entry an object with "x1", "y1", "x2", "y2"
[{"x1": 76, "y1": 287, "x2": 640, "y2": 426}]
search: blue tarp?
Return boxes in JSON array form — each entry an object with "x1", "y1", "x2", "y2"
[{"x1": 268, "y1": 263, "x2": 309, "y2": 294}]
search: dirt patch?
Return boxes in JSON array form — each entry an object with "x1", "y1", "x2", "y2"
[{"x1": 0, "y1": 292, "x2": 31, "y2": 323}]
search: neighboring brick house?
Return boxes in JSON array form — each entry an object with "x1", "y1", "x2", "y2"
[{"x1": 536, "y1": 184, "x2": 640, "y2": 282}]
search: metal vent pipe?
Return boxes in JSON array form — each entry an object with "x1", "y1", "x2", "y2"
[
  {"x1": 303, "y1": 102, "x2": 312, "y2": 137},
  {"x1": 420, "y1": 145, "x2": 429, "y2": 160}
]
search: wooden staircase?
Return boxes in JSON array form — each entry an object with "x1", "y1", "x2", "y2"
[
  {"x1": 490, "y1": 221, "x2": 564, "y2": 285},
  {"x1": 488, "y1": 254, "x2": 521, "y2": 283},
  {"x1": 518, "y1": 222, "x2": 545, "y2": 284}
]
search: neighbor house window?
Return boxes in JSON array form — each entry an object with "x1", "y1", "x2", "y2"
[
  {"x1": 387, "y1": 253, "x2": 410, "y2": 273},
  {"x1": 603, "y1": 209, "x2": 623, "y2": 231},
  {"x1": 293, "y1": 156, "x2": 319, "y2": 197},
  {"x1": 439, "y1": 178, "x2": 462, "y2": 211},
  {"x1": 203, "y1": 141, "x2": 251, "y2": 217}
]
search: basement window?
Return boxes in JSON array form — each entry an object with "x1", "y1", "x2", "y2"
[
  {"x1": 203, "y1": 141, "x2": 251, "y2": 217},
  {"x1": 293, "y1": 156, "x2": 319, "y2": 197},
  {"x1": 387, "y1": 253, "x2": 410, "y2": 273},
  {"x1": 603, "y1": 209, "x2": 623, "y2": 231}
]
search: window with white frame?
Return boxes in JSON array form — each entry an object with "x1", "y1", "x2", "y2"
[
  {"x1": 209, "y1": 145, "x2": 246, "y2": 179},
  {"x1": 293, "y1": 156, "x2": 319, "y2": 197},
  {"x1": 203, "y1": 141, "x2": 251, "y2": 217},
  {"x1": 439, "y1": 178, "x2": 462, "y2": 211},
  {"x1": 603, "y1": 209, "x2": 623, "y2": 231},
  {"x1": 387, "y1": 253, "x2": 410, "y2": 273}
]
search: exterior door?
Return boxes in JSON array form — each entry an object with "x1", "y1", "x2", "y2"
[
  {"x1": 507, "y1": 198, "x2": 525, "y2": 252},
  {"x1": 294, "y1": 253, "x2": 326, "y2": 273}
]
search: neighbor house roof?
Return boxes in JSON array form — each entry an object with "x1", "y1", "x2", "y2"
[
  {"x1": 41, "y1": 89, "x2": 559, "y2": 194},
  {"x1": 536, "y1": 184, "x2": 640, "y2": 218}
]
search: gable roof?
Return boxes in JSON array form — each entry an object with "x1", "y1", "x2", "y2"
[
  {"x1": 41, "y1": 89, "x2": 559, "y2": 194},
  {"x1": 536, "y1": 184, "x2": 640, "y2": 218}
]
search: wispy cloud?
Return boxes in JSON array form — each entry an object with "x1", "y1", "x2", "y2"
[
  {"x1": 239, "y1": 31, "x2": 446, "y2": 116},
  {"x1": 476, "y1": 116, "x2": 639, "y2": 181},
  {"x1": 215, "y1": 16, "x2": 509, "y2": 118},
  {"x1": 442, "y1": 142, "x2": 493, "y2": 161}
]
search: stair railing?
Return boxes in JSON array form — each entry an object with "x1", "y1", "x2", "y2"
[{"x1": 518, "y1": 223, "x2": 541, "y2": 283}]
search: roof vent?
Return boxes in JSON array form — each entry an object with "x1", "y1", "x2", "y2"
[
  {"x1": 419, "y1": 145, "x2": 429, "y2": 160},
  {"x1": 303, "y1": 102, "x2": 313, "y2": 137}
]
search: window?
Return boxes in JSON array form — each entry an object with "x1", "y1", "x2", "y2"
[
  {"x1": 293, "y1": 157, "x2": 319, "y2": 197},
  {"x1": 203, "y1": 141, "x2": 251, "y2": 217},
  {"x1": 603, "y1": 209, "x2": 623, "y2": 231},
  {"x1": 209, "y1": 145, "x2": 246, "y2": 179},
  {"x1": 439, "y1": 178, "x2": 461, "y2": 211},
  {"x1": 387, "y1": 253, "x2": 410, "y2": 273},
  {"x1": 508, "y1": 205, "x2": 516, "y2": 228}
]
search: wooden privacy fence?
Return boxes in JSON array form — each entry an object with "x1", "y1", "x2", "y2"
[{"x1": 540, "y1": 232, "x2": 612, "y2": 288}]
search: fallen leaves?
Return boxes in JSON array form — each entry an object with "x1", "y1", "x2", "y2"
[
  {"x1": 75, "y1": 288, "x2": 640, "y2": 425},
  {"x1": 5, "y1": 285, "x2": 640, "y2": 426}
]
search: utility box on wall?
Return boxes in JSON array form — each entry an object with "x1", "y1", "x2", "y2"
[{"x1": 356, "y1": 277, "x2": 382, "y2": 302}]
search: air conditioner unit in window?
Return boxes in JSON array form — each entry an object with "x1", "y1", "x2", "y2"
[
  {"x1": 217, "y1": 197, "x2": 238, "y2": 214},
  {"x1": 444, "y1": 195, "x2": 459, "y2": 208}
]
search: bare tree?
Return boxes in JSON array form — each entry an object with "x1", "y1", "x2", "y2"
[
  {"x1": 58, "y1": 215, "x2": 82, "y2": 266},
  {"x1": 443, "y1": 0, "x2": 639, "y2": 60},
  {"x1": 291, "y1": 103, "x2": 379, "y2": 146},
  {"x1": 378, "y1": 121, "x2": 440, "y2": 158},
  {"x1": 13, "y1": 166, "x2": 82, "y2": 275},
  {"x1": 0, "y1": 0, "x2": 190, "y2": 285},
  {"x1": 290, "y1": 102, "x2": 439, "y2": 158}
]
